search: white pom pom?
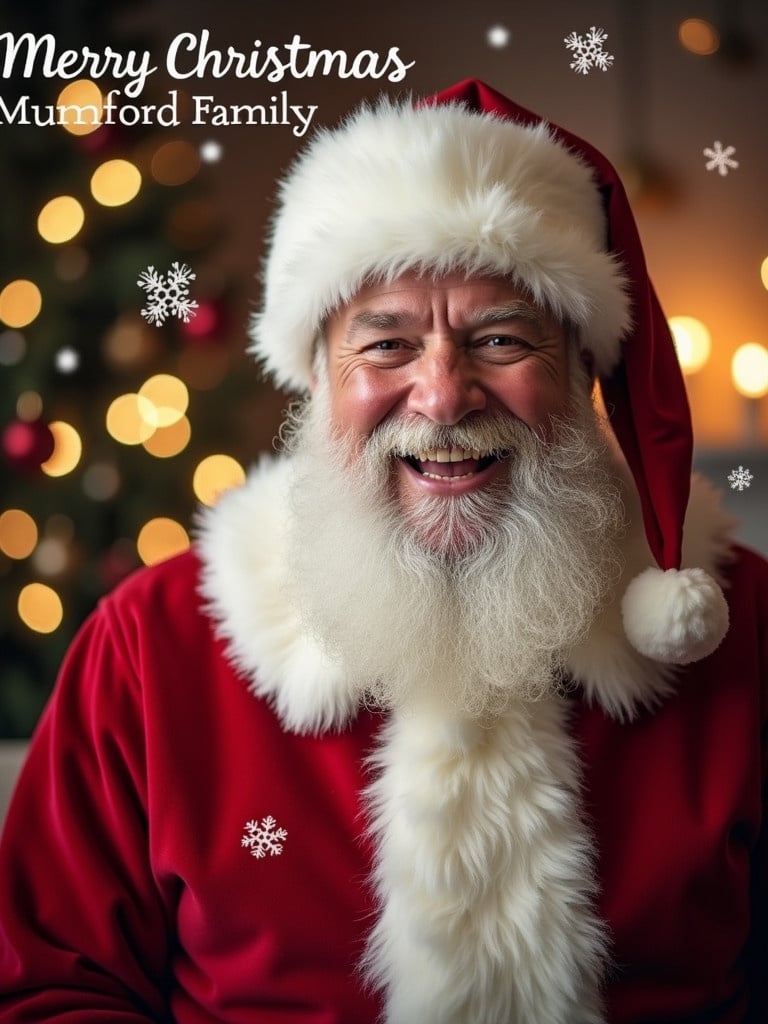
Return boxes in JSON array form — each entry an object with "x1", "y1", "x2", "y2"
[{"x1": 621, "y1": 567, "x2": 729, "y2": 665}]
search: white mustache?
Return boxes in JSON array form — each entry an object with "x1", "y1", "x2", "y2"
[{"x1": 363, "y1": 412, "x2": 533, "y2": 463}]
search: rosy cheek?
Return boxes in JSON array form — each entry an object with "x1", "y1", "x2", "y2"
[{"x1": 334, "y1": 370, "x2": 404, "y2": 434}]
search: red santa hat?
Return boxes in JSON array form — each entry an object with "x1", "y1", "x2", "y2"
[{"x1": 251, "y1": 78, "x2": 729, "y2": 666}]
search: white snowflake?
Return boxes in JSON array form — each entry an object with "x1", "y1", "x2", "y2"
[
  {"x1": 241, "y1": 815, "x2": 288, "y2": 859},
  {"x1": 137, "y1": 261, "x2": 199, "y2": 326},
  {"x1": 727, "y1": 465, "x2": 754, "y2": 491},
  {"x1": 703, "y1": 141, "x2": 739, "y2": 176},
  {"x1": 564, "y1": 26, "x2": 614, "y2": 74}
]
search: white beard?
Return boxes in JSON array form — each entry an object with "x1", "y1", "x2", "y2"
[{"x1": 283, "y1": 364, "x2": 626, "y2": 719}]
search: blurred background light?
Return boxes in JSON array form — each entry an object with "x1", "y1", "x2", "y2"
[
  {"x1": 0, "y1": 279, "x2": 42, "y2": 328},
  {"x1": 0, "y1": 509, "x2": 38, "y2": 560},
  {"x1": 40, "y1": 421, "x2": 83, "y2": 477},
  {"x1": 37, "y1": 196, "x2": 85, "y2": 244},
  {"x1": 57, "y1": 79, "x2": 103, "y2": 136},
  {"x1": 731, "y1": 343, "x2": 768, "y2": 398},
  {"x1": 669, "y1": 315, "x2": 712, "y2": 375},
  {"x1": 192, "y1": 454, "x2": 245, "y2": 506},
  {"x1": 18, "y1": 582, "x2": 63, "y2": 633},
  {"x1": 90, "y1": 159, "x2": 141, "y2": 207},
  {"x1": 136, "y1": 517, "x2": 190, "y2": 565}
]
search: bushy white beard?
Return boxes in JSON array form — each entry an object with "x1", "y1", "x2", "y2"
[{"x1": 283, "y1": 367, "x2": 626, "y2": 719}]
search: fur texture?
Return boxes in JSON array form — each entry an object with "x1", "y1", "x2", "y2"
[
  {"x1": 250, "y1": 99, "x2": 631, "y2": 393},
  {"x1": 363, "y1": 700, "x2": 607, "y2": 1023}
]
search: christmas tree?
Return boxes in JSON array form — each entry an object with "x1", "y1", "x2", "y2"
[{"x1": 0, "y1": 0, "x2": 266, "y2": 736}]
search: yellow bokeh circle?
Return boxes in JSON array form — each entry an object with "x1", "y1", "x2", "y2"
[
  {"x1": 142, "y1": 416, "x2": 191, "y2": 458},
  {"x1": 0, "y1": 509, "x2": 38, "y2": 560},
  {"x1": 193, "y1": 454, "x2": 246, "y2": 506},
  {"x1": 136, "y1": 518, "x2": 190, "y2": 566},
  {"x1": 40, "y1": 421, "x2": 83, "y2": 477},
  {"x1": 90, "y1": 159, "x2": 142, "y2": 207},
  {"x1": 57, "y1": 79, "x2": 103, "y2": 136},
  {"x1": 18, "y1": 583, "x2": 64, "y2": 634},
  {"x1": 106, "y1": 394, "x2": 157, "y2": 445},
  {"x1": 37, "y1": 196, "x2": 85, "y2": 244},
  {"x1": 668, "y1": 316, "x2": 711, "y2": 375},
  {"x1": 139, "y1": 374, "x2": 189, "y2": 427},
  {"x1": 732, "y1": 343, "x2": 768, "y2": 398},
  {"x1": 0, "y1": 279, "x2": 42, "y2": 329}
]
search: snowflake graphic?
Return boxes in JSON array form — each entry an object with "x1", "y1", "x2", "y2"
[
  {"x1": 241, "y1": 816, "x2": 288, "y2": 859},
  {"x1": 137, "y1": 262, "x2": 199, "y2": 326},
  {"x1": 703, "y1": 141, "x2": 739, "y2": 176},
  {"x1": 727, "y1": 465, "x2": 754, "y2": 491},
  {"x1": 564, "y1": 26, "x2": 614, "y2": 74}
]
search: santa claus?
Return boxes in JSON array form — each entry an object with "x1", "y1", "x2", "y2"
[{"x1": 0, "y1": 80, "x2": 765, "y2": 1024}]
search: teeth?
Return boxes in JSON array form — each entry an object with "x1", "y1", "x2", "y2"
[
  {"x1": 423, "y1": 470, "x2": 477, "y2": 480},
  {"x1": 408, "y1": 447, "x2": 492, "y2": 462}
]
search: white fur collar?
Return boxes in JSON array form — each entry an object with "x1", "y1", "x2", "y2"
[{"x1": 196, "y1": 454, "x2": 736, "y2": 734}]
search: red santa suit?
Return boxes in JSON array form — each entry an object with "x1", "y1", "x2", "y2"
[{"x1": 0, "y1": 455, "x2": 766, "y2": 1023}]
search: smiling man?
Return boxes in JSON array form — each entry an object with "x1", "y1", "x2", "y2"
[{"x1": 0, "y1": 80, "x2": 766, "y2": 1024}]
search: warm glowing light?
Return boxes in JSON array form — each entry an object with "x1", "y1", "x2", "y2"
[
  {"x1": 669, "y1": 316, "x2": 711, "y2": 375},
  {"x1": 761, "y1": 257, "x2": 768, "y2": 291},
  {"x1": 16, "y1": 391, "x2": 43, "y2": 422},
  {"x1": 193, "y1": 454, "x2": 246, "y2": 506},
  {"x1": 40, "y1": 421, "x2": 83, "y2": 477},
  {"x1": 678, "y1": 18, "x2": 720, "y2": 55},
  {"x1": 0, "y1": 279, "x2": 42, "y2": 328},
  {"x1": 138, "y1": 374, "x2": 189, "y2": 427},
  {"x1": 137, "y1": 517, "x2": 190, "y2": 566},
  {"x1": 142, "y1": 416, "x2": 191, "y2": 458},
  {"x1": 37, "y1": 196, "x2": 85, "y2": 244},
  {"x1": 57, "y1": 79, "x2": 103, "y2": 135},
  {"x1": 151, "y1": 140, "x2": 200, "y2": 185},
  {"x1": 18, "y1": 582, "x2": 63, "y2": 633},
  {"x1": 732, "y1": 343, "x2": 768, "y2": 398},
  {"x1": 199, "y1": 140, "x2": 222, "y2": 163},
  {"x1": 0, "y1": 509, "x2": 38, "y2": 559},
  {"x1": 106, "y1": 393, "x2": 157, "y2": 445},
  {"x1": 90, "y1": 159, "x2": 141, "y2": 207}
]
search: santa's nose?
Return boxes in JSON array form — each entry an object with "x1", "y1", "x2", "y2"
[{"x1": 405, "y1": 346, "x2": 486, "y2": 424}]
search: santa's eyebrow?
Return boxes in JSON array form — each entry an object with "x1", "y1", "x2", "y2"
[
  {"x1": 463, "y1": 302, "x2": 547, "y2": 329},
  {"x1": 345, "y1": 310, "x2": 421, "y2": 338}
]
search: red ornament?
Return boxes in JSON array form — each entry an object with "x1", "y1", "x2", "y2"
[
  {"x1": 2, "y1": 418, "x2": 55, "y2": 472},
  {"x1": 180, "y1": 298, "x2": 229, "y2": 344}
]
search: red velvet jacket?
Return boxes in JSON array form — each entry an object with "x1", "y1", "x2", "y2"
[{"x1": 0, "y1": 541, "x2": 766, "y2": 1022}]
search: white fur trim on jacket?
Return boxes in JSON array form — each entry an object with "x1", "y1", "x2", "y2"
[
  {"x1": 364, "y1": 700, "x2": 606, "y2": 1023},
  {"x1": 250, "y1": 98, "x2": 631, "y2": 394}
]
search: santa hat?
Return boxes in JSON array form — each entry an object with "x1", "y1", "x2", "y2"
[{"x1": 251, "y1": 78, "x2": 729, "y2": 666}]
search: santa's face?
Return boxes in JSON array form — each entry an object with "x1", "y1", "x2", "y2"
[{"x1": 322, "y1": 271, "x2": 572, "y2": 517}]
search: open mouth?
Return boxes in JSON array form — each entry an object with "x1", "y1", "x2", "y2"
[{"x1": 400, "y1": 446, "x2": 501, "y2": 480}]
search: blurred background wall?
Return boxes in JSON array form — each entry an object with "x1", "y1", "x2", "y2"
[{"x1": 1, "y1": 0, "x2": 766, "y2": 736}]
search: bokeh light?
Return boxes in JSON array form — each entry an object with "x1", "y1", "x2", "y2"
[
  {"x1": 82, "y1": 462, "x2": 121, "y2": 501},
  {"x1": 732, "y1": 343, "x2": 768, "y2": 398},
  {"x1": 151, "y1": 140, "x2": 200, "y2": 185},
  {"x1": 669, "y1": 316, "x2": 711, "y2": 375},
  {"x1": 138, "y1": 373, "x2": 189, "y2": 426},
  {"x1": 0, "y1": 330, "x2": 26, "y2": 365},
  {"x1": 142, "y1": 416, "x2": 191, "y2": 458},
  {"x1": 487, "y1": 25, "x2": 511, "y2": 48},
  {"x1": 678, "y1": 18, "x2": 720, "y2": 56},
  {"x1": 193, "y1": 454, "x2": 246, "y2": 506},
  {"x1": 199, "y1": 140, "x2": 223, "y2": 163},
  {"x1": 32, "y1": 537, "x2": 69, "y2": 576},
  {"x1": 0, "y1": 279, "x2": 42, "y2": 328},
  {"x1": 16, "y1": 391, "x2": 43, "y2": 422},
  {"x1": 40, "y1": 421, "x2": 83, "y2": 477},
  {"x1": 106, "y1": 393, "x2": 157, "y2": 445},
  {"x1": 90, "y1": 159, "x2": 141, "y2": 207},
  {"x1": 137, "y1": 517, "x2": 190, "y2": 565},
  {"x1": 57, "y1": 79, "x2": 103, "y2": 135},
  {"x1": 761, "y1": 256, "x2": 768, "y2": 291},
  {"x1": 55, "y1": 346, "x2": 80, "y2": 373},
  {"x1": 18, "y1": 582, "x2": 64, "y2": 633},
  {"x1": 37, "y1": 196, "x2": 85, "y2": 244},
  {"x1": 0, "y1": 509, "x2": 38, "y2": 560}
]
